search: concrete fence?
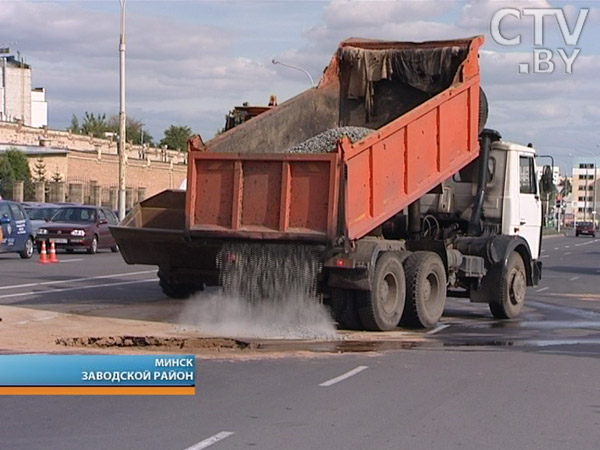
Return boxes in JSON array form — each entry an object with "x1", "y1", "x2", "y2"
[{"x1": 3, "y1": 179, "x2": 148, "y2": 210}]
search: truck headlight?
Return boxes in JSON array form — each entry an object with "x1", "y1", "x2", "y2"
[
  {"x1": 71, "y1": 229, "x2": 85, "y2": 237},
  {"x1": 38, "y1": 228, "x2": 48, "y2": 235}
]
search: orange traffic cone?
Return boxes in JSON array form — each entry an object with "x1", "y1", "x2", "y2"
[
  {"x1": 38, "y1": 241, "x2": 50, "y2": 264},
  {"x1": 49, "y1": 240, "x2": 59, "y2": 263}
]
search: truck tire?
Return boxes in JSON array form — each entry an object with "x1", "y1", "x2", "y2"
[
  {"x1": 325, "y1": 289, "x2": 363, "y2": 330},
  {"x1": 402, "y1": 251, "x2": 447, "y2": 328},
  {"x1": 489, "y1": 251, "x2": 526, "y2": 319},
  {"x1": 159, "y1": 279, "x2": 196, "y2": 299},
  {"x1": 478, "y1": 88, "x2": 488, "y2": 135},
  {"x1": 356, "y1": 252, "x2": 405, "y2": 331},
  {"x1": 158, "y1": 269, "x2": 203, "y2": 299}
]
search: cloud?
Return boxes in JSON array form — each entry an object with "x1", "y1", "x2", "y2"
[{"x1": 2, "y1": 0, "x2": 599, "y2": 166}]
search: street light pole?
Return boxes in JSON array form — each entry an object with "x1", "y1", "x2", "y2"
[
  {"x1": 271, "y1": 59, "x2": 315, "y2": 87},
  {"x1": 118, "y1": 0, "x2": 127, "y2": 221}
]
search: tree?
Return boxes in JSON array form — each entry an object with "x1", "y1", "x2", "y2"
[
  {"x1": 160, "y1": 125, "x2": 193, "y2": 152},
  {"x1": 107, "y1": 115, "x2": 154, "y2": 146},
  {"x1": 79, "y1": 112, "x2": 111, "y2": 138},
  {"x1": 560, "y1": 177, "x2": 572, "y2": 196},
  {"x1": 0, "y1": 148, "x2": 34, "y2": 200},
  {"x1": 51, "y1": 170, "x2": 63, "y2": 183},
  {"x1": 33, "y1": 156, "x2": 47, "y2": 183},
  {"x1": 68, "y1": 112, "x2": 153, "y2": 145},
  {"x1": 67, "y1": 114, "x2": 80, "y2": 134}
]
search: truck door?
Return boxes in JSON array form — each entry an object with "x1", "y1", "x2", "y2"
[{"x1": 518, "y1": 154, "x2": 542, "y2": 259}]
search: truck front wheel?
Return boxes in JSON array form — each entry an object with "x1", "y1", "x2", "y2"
[
  {"x1": 489, "y1": 252, "x2": 526, "y2": 319},
  {"x1": 402, "y1": 251, "x2": 447, "y2": 328},
  {"x1": 357, "y1": 252, "x2": 406, "y2": 331}
]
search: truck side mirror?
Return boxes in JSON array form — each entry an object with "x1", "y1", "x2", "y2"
[{"x1": 540, "y1": 165, "x2": 554, "y2": 194}]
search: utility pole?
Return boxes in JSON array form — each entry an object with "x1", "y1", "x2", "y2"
[
  {"x1": 118, "y1": 0, "x2": 127, "y2": 221},
  {"x1": 271, "y1": 59, "x2": 315, "y2": 87}
]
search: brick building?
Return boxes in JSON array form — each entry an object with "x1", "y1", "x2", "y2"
[{"x1": 0, "y1": 122, "x2": 187, "y2": 206}]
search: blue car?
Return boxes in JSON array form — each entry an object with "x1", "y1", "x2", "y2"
[{"x1": 0, "y1": 200, "x2": 35, "y2": 259}]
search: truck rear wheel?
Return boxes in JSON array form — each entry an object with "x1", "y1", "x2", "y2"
[
  {"x1": 326, "y1": 289, "x2": 363, "y2": 330},
  {"x1": 357, "y1": 252, "x2": 405, "y2": 331},
  {"x1": 159, "y1": 279, "x2": 195, "y2": 299},
  {"x1": 402, "y1": 251, "x2": 447, "y2": 328},
  {"x1": 158, "y1": 269, "x2": 203, "y2": 299},
  {"x1": 489, "y1": 251, "x2": 526, "y2": 319}
]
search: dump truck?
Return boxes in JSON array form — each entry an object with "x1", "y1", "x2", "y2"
[{"x1": 111, "y1": 35, "x2": 545, "y2": 331}]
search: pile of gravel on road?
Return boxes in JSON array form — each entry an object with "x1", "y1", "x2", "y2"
[{"x1": 286, "y1": 126, "x2": 374, "y2": 154}]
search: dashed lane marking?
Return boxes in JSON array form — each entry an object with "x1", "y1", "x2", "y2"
[
  {"x1": 183, "y1": 432, "x2": 235, "y2": 450},
  {"x1": 319, "y1": 366, "x2": 369, "y2": 387},
  {"x1": 536, "y1": 287, "x2": 549, "y2": 292},
  {"x1": 426, "y1": 324, "x2": 450, "y2": 335},
  {"x1": 0, "y1": 270, "x2": 156, "y2": 291},
  {"x1": 0, "y1": 279, "x2": 156, "y2": 300}
]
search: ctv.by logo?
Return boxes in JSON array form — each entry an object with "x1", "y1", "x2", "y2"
[{"x1": 490, "y1": 8, "x2": 589, "y2": 74}]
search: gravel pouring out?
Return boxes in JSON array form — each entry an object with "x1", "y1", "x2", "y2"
[
  {"x1": 180, "y1": 243, "x2": 337, "y2": 340},
  {"x1": 179, "y1": 129, "x2": 373, "y2": 340}
]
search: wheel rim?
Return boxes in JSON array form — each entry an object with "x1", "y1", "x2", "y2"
[
  {"x1": 509, "y1": 269, "x2": 526, "y2": 306},
  {"x1": 92, "y1": 238, "x2": 97, "y2": 252},
  {"x1": 424, "y1": 272, "x2": 440, "y2": 307},
  {"x1": 25, "y1": 239, "x2": 33, "y2": 257},
  {"x1": 379, "y1": 272, "x2": 399, "y2": 315}
]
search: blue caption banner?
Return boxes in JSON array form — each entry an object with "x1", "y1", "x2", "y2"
[{"x1": 0, "y1": 354, "x2": 195, "y2": 387}]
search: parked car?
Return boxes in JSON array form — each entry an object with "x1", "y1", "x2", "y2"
[
  {"x1": 36, "y1": 206, "x2": 119, "y2": 254},
  {"x1": 575, "y1": 221, "x2": 596, "y2": 237},
  {"x1": 0, "y1": 200, "x2": 35, "y2": 259},
  {"x1": 22, "y1": 202, "x2": 64, "y2": 237}
]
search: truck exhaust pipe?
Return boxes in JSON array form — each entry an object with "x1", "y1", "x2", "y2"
[{"x1": 468, "y1": 129, "x2": 501, "y2": 236}]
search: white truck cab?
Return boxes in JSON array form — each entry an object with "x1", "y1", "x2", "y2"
[{"x1": 495, "y1": 140, "x2": 542, "y2": 259}]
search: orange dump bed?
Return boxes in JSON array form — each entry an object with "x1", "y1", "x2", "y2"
[{"x1": 186, "y1": 36, "x2": 484, "y2": 243}]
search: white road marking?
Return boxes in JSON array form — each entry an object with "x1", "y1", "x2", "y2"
[
  {"x1": 183, "y1": 432, "x2": 235, "y2": 450},
  {"x1": 0, "y1": 278, "x2": 156, "y2": 300},
  {"x1": 553, "y1": 247, "x2": 559, "y2": 250},
  {"x1": 426, "y1": 324, "x2": 450, "y2": 335},
  {"x1": 319, "y1": 366, "x2": 368, "y2": 387},
  {"x1": 59, "y1": 258, "x2": 84, "y2": 263},
  {"x1": 541, "y1": 255, "x2": 549, "y2": 258},
  {"x1": 564, "y1": 252, "x2": 572, "y2": 255},
  {"x1": 569, "y1": 276, "x2": 580, "y2": 281},
  {"x1": 564, "y1": 245, "x2": 570, "y2": 248},
  {"x1": 536, "y1": 287, "x2": 549, "y2": 292},
  {"x1": 528, "y1": 301, "x2": 600, "y2": 320},
  {"x1": 0, "y1": 270, "x2": 155, "y2": 291}
]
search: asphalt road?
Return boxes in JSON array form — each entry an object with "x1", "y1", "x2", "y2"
[{"x1": 0, "y1": 233, "x2": 599, "y2": 450}]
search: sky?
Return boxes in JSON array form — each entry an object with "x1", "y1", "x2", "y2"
[{"x1": 2, "y1": 0, "x2": 599, "y2": 174}]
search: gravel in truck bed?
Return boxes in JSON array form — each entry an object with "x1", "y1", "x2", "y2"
[{"x1": 286, "y1": 126, "x2": 374, "y2": 154}]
